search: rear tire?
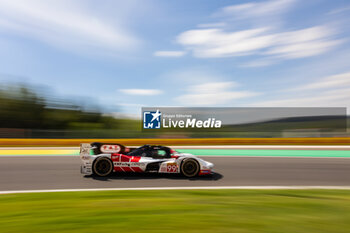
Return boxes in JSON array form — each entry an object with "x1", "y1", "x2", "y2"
[
  {"x1": 181, "y1": 158, "x2": 200, "y2": 178},
  {"x1": 93, "y1": 157, "x2": 113, "y2": 177}
]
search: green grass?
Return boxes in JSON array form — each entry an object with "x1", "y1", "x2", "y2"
[{"x1": 1, "y1": 189, "x2": 350, "y2": 233}]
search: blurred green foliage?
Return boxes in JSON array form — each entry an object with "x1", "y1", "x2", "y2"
[
  {"x1": 0, "y1": 84, "x2": 121, "y2": 130},
  {"x1": 0, "y1": 84, "x2": 146, "y2": 138}
]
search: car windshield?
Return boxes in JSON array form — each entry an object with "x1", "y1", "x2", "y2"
[
  {"x1": 127, "y1": 148, "x2": 142, "y2": 156},
  {"x1": 151, "y1": 149, "x2": 168, "y2": 158},
  {"x1": 127, "y1": 146, "x2": 171, "y2": 158},
  {"x1": 127, "y1": 147, "x2": 151, "y2": 157}
]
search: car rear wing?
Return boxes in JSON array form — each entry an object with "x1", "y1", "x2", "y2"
[
  {"x1": 80, "y1": 143, "x2": 91, "y2": 158},
  {"x1": 80, "y1": 142, "x2": 136, "y2": 156}
]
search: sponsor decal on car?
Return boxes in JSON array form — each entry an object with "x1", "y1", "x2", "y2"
[
  {"x1": 101, "y1": 145, "x2": 121, "y2": 153},
  {"x1": 199, "y1": 170, "x2": 212, "y2": 175},
  {"x1": 114, "y1": 162, "x2": 143, "y2": 166}
]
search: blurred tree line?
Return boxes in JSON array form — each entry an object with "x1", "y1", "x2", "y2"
[
  {"x1": 0, "y1": 84, "x2": 125, "y2": 131},
  {"x1": 1, "y1": 84, "x2": 348, "y2": 138}
]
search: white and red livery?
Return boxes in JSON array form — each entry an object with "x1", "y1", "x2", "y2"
[{"x1": 80, "y1": 143, "x2": 214, "y2": 177}]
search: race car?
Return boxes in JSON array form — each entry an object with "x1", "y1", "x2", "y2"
[{"x1": 80, "y1": 142, "x2": 214, "y2": 177}]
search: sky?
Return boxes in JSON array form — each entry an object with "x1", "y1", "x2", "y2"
[{"x1": 0, "y1": 0, "x2": 350, "y2": 115}]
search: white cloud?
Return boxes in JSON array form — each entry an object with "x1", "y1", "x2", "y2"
[
  {"x1": 255, "y1": 89, "x2": 350, "y2": 107},
  {"x1": 327, "y1": 6, "x2": 350, "y2": 15},
  {"x1": 160, "y1": 0, "x2": 298, "y2": 60},
  {"x1": 253, "y1": 71, "x2": 350, "y2": 110},
  {"x1": 119, "y1": 89, "x2": 163, "y2": 96},
  {"x1": 160, "y1": 0, "x2": 344, "y2": 64},
  {"x1": 217, "y1": 0, "x2": 296, "y2": 19},
  {"x1": 177, "y1": 28, "x2": 275, "y2": 58},
  {"x1": 153, "y1": 50, "x2": 186, "y2": 57},
  {"x1": 164, "y1": 68, "x2": 229, "y2": 88},
  {"x1": 240, "y1": 58, "x2": 279, "y2": 67},
  {"x1": 265, "y1": 26, "x2": 342, "y2": 59},
  {"x1": 175, "y1": 81, "x2": 258, "y2": 106},
  {"x1": 291, "y1": 72, "x2": 350, "y2": 91},
  {"x1": 191, "y1": 82, "x2": 238, "y2": 92},
  {"x1": 0, "y1": 0, "x2": 140, "y2": 55},
  {"x1": 177, "y1": 25, "x2": 340, "y2": 59}
]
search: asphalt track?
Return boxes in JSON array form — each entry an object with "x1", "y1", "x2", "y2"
[{"x1": 0, "y1": 155, "x2": 350, "y2": 191}]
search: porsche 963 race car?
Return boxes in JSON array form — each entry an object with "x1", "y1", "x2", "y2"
[{"x1": 80, "y1": 142, "x2": 214, "y2": 177}]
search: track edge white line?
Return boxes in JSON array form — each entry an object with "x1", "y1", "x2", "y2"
[{"x1": 1, "y1": 186, "x2": 350, "y2": 194}]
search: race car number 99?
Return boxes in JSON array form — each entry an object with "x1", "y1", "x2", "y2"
[{"x1": 167, "y1": 163, "x2": 177, "y2": 173}]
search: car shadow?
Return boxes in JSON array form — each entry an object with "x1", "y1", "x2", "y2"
[{"x1": 85, "y1": 172, "x2": 223, "y2": 181}]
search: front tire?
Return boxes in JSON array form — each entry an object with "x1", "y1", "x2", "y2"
[
  {"x1": 181, "y1": 158, "x2": 200, "y2": 178},
  {"x1": 93, "y1": 157, "x2": 113, "y2": 176}
]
